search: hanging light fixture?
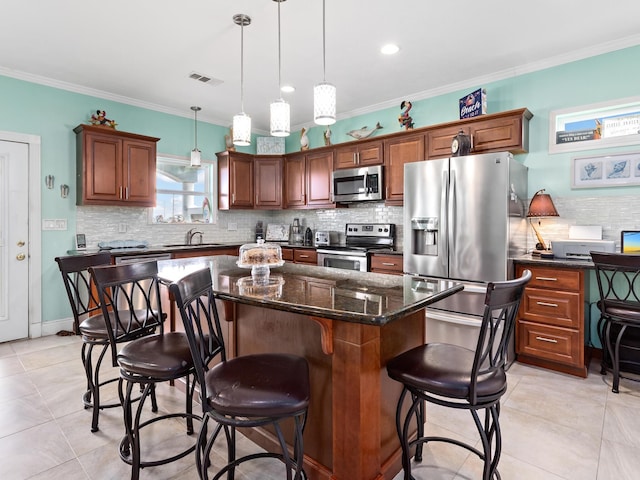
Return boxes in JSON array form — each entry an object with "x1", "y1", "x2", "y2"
[
  {"x1": 190, "y1": 106, "x2": 202, "y2": 167},
  {"x1": 232, "y1": 14, "x2": 252, "y2": 146},
  {"x1": 270, "y1": 0, "x2": 290, "y2": 137},
  {"x1": 314, "y1": 0, "x2": 336, "y2": 125}
]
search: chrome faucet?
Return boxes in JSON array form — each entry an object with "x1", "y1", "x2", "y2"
[{"x1": 185, "y1": 227, "x2": 204, "y2": 245}]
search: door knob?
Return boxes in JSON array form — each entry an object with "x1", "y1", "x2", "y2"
[
  {"x1": 16, "y1": 253, "x2": 26, "y2": 261},
  {"x1": 17, "y1": 241, "x2": 25, "y2": 247}
]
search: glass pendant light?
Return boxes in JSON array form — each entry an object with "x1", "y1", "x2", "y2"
[
  {"x1": 190, "y1": 106, "x2": 202, "y2": 167},
  {"x1": 270, "y1": 0, "x2": 290, "y2": 137},
  {"x1": 232, "y1": 14, "x2": 252, "y2": 146},
  {"x1": 314, "y1": 0, "x2": 336, "y2": 125}
]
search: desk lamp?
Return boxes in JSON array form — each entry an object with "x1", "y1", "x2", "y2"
[{"x1": 527, "y1": 189, "x2": 559, "y2": 257}]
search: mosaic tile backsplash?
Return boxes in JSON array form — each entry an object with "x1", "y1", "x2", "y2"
[{"x1": 76, "y1": 194, "x2": 639, "y2": 253}]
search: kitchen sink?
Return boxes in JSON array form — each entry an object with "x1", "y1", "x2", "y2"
[{"x1": 162, "y1": 243, "x2": 222, "y2": 248}]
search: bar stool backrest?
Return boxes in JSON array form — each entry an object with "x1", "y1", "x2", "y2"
[
  {"x1": 591, "y1": 251, "x2": 640, "y2": 310},
  {"x1": 89, "y1": 261, "x2": 164, "y2": 366},
  {"x1": 471, "y1": 269, "x2": 531, "y2": 403},
  {"x1": 169, "y1": 268, "x2": 226, "y2": 409},
  {"x1": 55, "y1": 252, "x2": 112, "y2": 333}
]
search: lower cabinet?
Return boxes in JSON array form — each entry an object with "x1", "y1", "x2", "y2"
[
  {"x1": 282, "y1": 247, "x2": 317, "y2": 265},
  {"x1": 370, "y1": 253, "x2": 403, "y2": 275},
  {"x1": 515, "y1": 264, "x2": 589, "y2": 377}
]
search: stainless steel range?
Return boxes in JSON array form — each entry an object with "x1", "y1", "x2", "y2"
[{"x1": 316, "y1": 223, "x2": 396, "y2": 272}]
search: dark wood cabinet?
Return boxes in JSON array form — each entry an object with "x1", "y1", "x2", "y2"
[
  {"x1": 426, "y1": 108, "x2": 532, "y2": 159},
  {"x1": 74, "y1": 125, "x2": 159, "y2": 207},
  {"x1": 254, "y1": 156, "x2": 283, "y2": 209},
  {"x1": 370, "y1": 253, "x2": 403, "y2": 275},
  {"x1": 217, "y1": 151, "x2": 254, "y2": 210},
  {"x1": 515, "y1": 264, "x2": 589, "y2": 378},
  {"x1": 284, "y1": 151, "x2": 334, "y2": 209},
  {"x1": 383, "y1": 133, "x2": 426, "y2": 206},
  {"x1": 334, "y1": 139, "x2": 383, "y2": 169}
]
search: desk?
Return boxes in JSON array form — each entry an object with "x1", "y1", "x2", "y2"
[{"x1": 158, "y1": 255, "x2": 463, "y2": 480}]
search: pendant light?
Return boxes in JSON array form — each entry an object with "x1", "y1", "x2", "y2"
[
  {"x1": 314, "y1": 0, "x2": 336, "y2": 125},
  {"x1": 232, "y1": 14, "x2": 252, "y2": 146},
  {"x1": 270, "y1": 0, "x2": 290, "y2": 137},
  {"x1": 190, "y1": 106, "x2": 202, "y2": 167}
]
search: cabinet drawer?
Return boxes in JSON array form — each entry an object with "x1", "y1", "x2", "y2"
[
  {"x1": 520, "y1": 287, "x2": 581, "y2": 328},
  {"x1": 294, "y1": 249, "x2": 317, "y2": 264},
  {"x1": 370, "y1": 254, "x2": 403, "y2": 274},
  {"x1": 517, "y1": 320, "x2": 582, "y2": 368},
  {"x1": 523, "y1": 266, "x2": 581, "y2": 291},
  {"x1": 281, "y1": 248, "x2": 294, "y2": 261}
]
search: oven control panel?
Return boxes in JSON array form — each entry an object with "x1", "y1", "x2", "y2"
[{"x1": 346, "y1": 223, "x2": 395, "y2": 238}]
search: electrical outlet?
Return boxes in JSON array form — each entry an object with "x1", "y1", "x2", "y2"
[
  {"x1": 228, "y1": 222, "x2": 237, "y2": 231},
  {"x1": 118, "y1": 223, "x2": 127, "y2": 233}
]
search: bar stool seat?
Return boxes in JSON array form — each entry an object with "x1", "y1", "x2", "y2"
[{"x1": 118, "y1": 332, "x2": 194, "y2": 380}]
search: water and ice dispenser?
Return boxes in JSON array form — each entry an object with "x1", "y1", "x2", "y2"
[{"x1": 410, "y1": 217, "x2": 439, "y2": 255}]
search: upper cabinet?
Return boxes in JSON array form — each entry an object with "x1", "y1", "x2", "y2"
[
  {"x1": 74, "y1": 125, "x2": 159, "y2": 207},
  {"x1": 384, "y1": 133, "x2": 426, "y2": 206},
  {"x1": 284, "y1": 150, "x2": 334, "y2": 209},
  {"x1": 426, "y1": 108, "x2": 532, "y2": 159},
  {"x1": 334, "y1": 138, "x2": 383, "y2": 169},
  {"x1": 254, "y1": 156, "x2": 283, "y2": 209},
  {"x1": 217, "y1": 151, "x2": 254, "y2": 210}
]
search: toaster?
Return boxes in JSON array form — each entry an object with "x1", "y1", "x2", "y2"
[{"x1": 315, "y1": 231, "x2": 339, "y2": 246}]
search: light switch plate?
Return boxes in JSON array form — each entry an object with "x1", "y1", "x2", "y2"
[{"x1": 42, "y1": 219, "x2": 67, "y2": 230}]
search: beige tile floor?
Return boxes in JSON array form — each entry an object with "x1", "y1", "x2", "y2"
[{"x1": 1, "y1": 334, "x2": 640, "y2": 480}]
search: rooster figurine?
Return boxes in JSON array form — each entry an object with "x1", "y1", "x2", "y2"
[
  {"x1": 300, "y1": 127, "x2": 310, "y2": 151},
  {"x1": 398, "y1": 101, "x2": 414, "y2": 130}
]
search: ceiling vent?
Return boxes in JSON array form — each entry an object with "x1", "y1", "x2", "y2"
[{"x1": 188, "y1": 72, "x2": 223, "y2": 86}]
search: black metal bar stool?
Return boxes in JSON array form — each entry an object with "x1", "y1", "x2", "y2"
[
  {"x1": 56, "y1": 252, "x2": 129, "y2": 432},
  {"x1": 591, "y1": 251, "x2": 640, "y2": 393},
  {"x1": 169, "y1": 267, "x2": 310, "y2": 480},
  {"x1": 386, "y1": 270, "x2": 531, "y2": 480},
  {"x1": 90, "y1": 260, "x2": 200, "y2": 480}
]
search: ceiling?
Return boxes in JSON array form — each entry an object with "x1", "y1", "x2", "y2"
[{"x1": 2, "y1": 0, "x2": 640, "y2": 133}]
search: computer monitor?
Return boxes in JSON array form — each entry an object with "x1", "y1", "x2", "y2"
[{"x1": 621, "y1": 231, "x2": 640, "y2": 253}]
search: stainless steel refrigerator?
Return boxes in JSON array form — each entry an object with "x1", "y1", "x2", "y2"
[{"x1": 403, "y1": 151, "x2": 528, "y2": 357}]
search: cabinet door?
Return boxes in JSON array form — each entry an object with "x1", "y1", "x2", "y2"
[
  {"x1": 83, "y1": 132, "x2": 123, "y2": 203},
  {"x1": 334, "y1": 145, "x2": 359, "y2": 169},
  {"x1": 306, "y1": 151, "x2": 334, "y2": 207},
  {"x1": 470, "y1": 115, "x2": 526, "y2": 154},
  {"x1": 357, "y1": 140, "x2": 383, "y2": 166},
  {"x1": 122, "y1": 139, "x2": 156, "y2": 206},
  {"x1": 426, "y1": 125, "x2": 464, "y2": 159},
  {"x1": 284, "y1": 154, "x2": 306, "y2": 208},
  {"x1": 230, "y1": 155, "x2": 254, "y2": 208},
  {"x1": 254, "y1": 156, "x2": 282, "y2": 209},
  {"x1": 384, "y1": 133, "x2": 425, "y2": 205}
]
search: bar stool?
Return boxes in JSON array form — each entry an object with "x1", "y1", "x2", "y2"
[
  {"x1": 169, "y1": 267, "x2": 310, "y2": 480},
  {"x1": 90, "y1": 261, "x2": 200, "y2": 480},
  {"x1": 386, "y1": 270, "x2": 531, "y2": 480},
  {"x1": 56, "y1": 252, "x2": 127, "y2": 432},
  {"x1": 591, "y1": 251, "x2": 640, "y2": 393}
]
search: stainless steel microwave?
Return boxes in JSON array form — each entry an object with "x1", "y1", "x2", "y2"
[{"x1": 331, "y1": 165, "x2": 383, "y2": 203}]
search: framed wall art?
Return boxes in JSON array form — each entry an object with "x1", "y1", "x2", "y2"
[{"x1": 571, "y1": 151, "x2": 640, "y2": 189}]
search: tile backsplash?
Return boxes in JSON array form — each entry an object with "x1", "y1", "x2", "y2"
[{"x1": 77, "y1": 193, "x2": 639, "y2": 252}]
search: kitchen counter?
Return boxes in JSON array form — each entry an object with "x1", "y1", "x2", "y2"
[
  {"x1": 158, "y1": 255, "x2": 462, "y2": 480},
  {"x1": 513, "y1": 253, "x2": 594, "y2": 269}
]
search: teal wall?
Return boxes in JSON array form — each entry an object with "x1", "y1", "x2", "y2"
[{"x1": 0, "y1": 43, "x2": 639, "y2": 329}]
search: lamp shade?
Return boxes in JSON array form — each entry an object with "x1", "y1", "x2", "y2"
[
  {"x1": 190, "y1": 148, "x2": 201, "y2": 167},
  {"x1": 314, "y1": 82, "x2": 336, "y2": 125},
  {"x1": 232, "y1": 112, "x2": 251, "y2": 146},
  {"x1": 527, "y1": 189, "x2": 559, "y2": 217},
  {"x1": 270, "y1": 99, "x2": 290, "y2": 137}
]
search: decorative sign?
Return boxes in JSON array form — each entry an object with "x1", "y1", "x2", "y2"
[
  {"x1": 459, "y1": 88, "x2": 487, "y2": 119},
  {"x1": 257, "y1": 136, "x2": 285, "y2": 155}
]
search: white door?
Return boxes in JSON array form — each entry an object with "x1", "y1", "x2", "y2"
[{"x1": 0, "y1": 140, "x2": 29, "y2": 342}]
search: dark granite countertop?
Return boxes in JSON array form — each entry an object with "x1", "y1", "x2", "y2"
[
  {"x1": 157, "y1": 255, "x2": 462, "y2": 326},
  {"x1": 66, "y1": 242, "x2": 243, "y2": 257},
  {"x1": 513, "y1": 254, "x2": 594, "y2": 269}
]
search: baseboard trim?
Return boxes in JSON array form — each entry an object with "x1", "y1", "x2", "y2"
[{"x1": 39, "y1": 317, "x2": 75, "y2": 337}]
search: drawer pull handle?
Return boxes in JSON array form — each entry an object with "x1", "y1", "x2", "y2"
[
  {"x1": 382, "y1": 262, "x2": 397, "y2": 266},
  {"x1": 299, "y1": 255, "x2": 309, "y2": 258},
  {"x1": 536, "y1": 301, "x2": 558, "y2": 308},
  {"x1": 535, "y1": 336, "x2": 558, "y2": 344},
  {"x1": 536, "y1": 276, "x2": 557, "y2": 282}
]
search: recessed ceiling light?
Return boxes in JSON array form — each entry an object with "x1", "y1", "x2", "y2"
[
  {"x1": 381, "y1": 44, "x2": 400, "y2": 55},
  {"x1": 281, "y1": 85, "x2": 296, "y2": 93}
]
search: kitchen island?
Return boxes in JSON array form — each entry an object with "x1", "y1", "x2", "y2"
[{"x1": 157, "y1": 255, "x2": 463, "y2": 480}]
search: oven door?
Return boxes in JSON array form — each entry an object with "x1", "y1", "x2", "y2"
[{"x1": 317, "y1": 251, "x2": 368, "y2": 272}]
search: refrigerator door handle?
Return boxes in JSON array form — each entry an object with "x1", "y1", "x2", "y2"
[
  {"x1": 441, "y1": 169, "x2": 448, "y2": 269},
  {"x1": 448, "y1": 170, "x2": 456, "y2": 262}
]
